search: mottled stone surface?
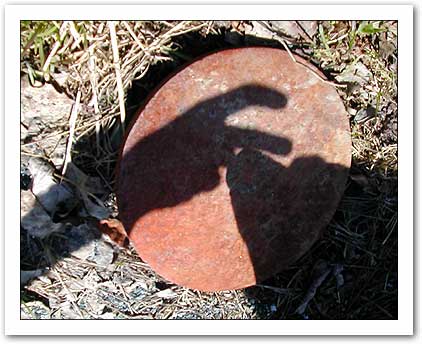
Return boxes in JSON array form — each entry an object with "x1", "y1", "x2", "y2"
[{"x1": 117, "y1": 47, "x2": 351, "y2": 291}]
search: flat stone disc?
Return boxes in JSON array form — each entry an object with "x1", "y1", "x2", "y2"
[{"x1": 117, "y1": 47, "x2": 351, "y2": 291}]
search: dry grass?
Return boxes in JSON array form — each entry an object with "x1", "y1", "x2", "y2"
[
  {"x1": 21, "y1": 20, "x2": 211, "y2": 182},
  {"x1": 22, "y1": 244, "x2": 257, "y2": 319},
  {"x1": 20, "y1": 20, "x2": 397, "y2": 320}
]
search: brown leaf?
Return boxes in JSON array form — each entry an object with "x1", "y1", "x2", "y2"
[{"x1": 97, "y1": 218, "x2": 128, "y2": 247}]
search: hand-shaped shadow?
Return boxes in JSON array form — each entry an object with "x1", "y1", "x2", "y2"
[
  {"x1": 117, "y1": 83, "x2": 349, "y2": 287},
  {"x1": 227, "y1": 150, "x2": 349, "y2": 283},
  {"x1": 117, "y1": 84, "x2": 291, "y2": 233}
]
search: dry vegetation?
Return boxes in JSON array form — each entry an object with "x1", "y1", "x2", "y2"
[{"x1": 20, "y1": 20, "x2": 397, "y2": 320}]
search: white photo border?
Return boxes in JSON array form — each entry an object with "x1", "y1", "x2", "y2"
[{"x1": 4, "y1": 4, "x2": 413, "y2": 335}]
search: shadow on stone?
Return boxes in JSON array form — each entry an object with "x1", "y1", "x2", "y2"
[
  {"x1": 227, "y1": 151, "x2": 349, "y2": 283},
  {"x1": 116, "y1": 82, "x2": 349, "y2": 290}
]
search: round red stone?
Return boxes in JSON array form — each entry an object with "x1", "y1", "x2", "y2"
[{"x1": 116, "y1": 47, "x2": 351, "y2": 291}]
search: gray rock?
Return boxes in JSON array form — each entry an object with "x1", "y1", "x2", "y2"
[
  {"x1": 21, "y1": 75, "x2": 73, "y2": 170},
  {"x1": 50, "y1": 301, "x2": 82, "y2": 319},
  {"x1": 355, "y1": 106, "x2": 377, "y2": 123},
  {"x1": 28, "y1": 158, "x2": 76, "y2": 217},
  {"x1": 335, "y1": 62, "x2": 373, "y2": 85},
  {"x1": 67, "y1": 223, "x2": 114, "y2": 266},
  {"x1": 128, "y1": 283, "x2": 150, "y2": 300},
  {"x1": 268, "y1": 21, "x2": 303, "y2": 39},
  {"x1": 244, "y1": 21, "x2": 275, "y2": 41},
  {"x1": 297, "y1": 21, "x2": 318, "y2": 39},
  {"x1": 21, "y1": 269, "x2": 45, "y2": 286},
  {"x1": 87, "y1": 240, "x2": 114, "y2": 266},
  {"x1": 21, "y1": 190, "x2": 64, "y2": 238}
]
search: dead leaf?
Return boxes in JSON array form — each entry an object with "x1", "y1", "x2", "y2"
[{"x1": 97, "y1": 218, "x2": 128, "y2": 247}]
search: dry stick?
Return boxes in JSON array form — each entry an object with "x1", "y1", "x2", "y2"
[
  {"x1": 132, "y1": 61, "x2": 152, "y2": 81},
  {"x1": 270, "y1": 34, "x2": 298, "y2": 63},
  {"x1": 52, "y1": 269, "x2": 84, "y2": 319},
  {"x1": 57, "y1": 34, "x2": 74, "y2": 55},
  {"x1": 382, "y1": 215, "x2": 398, "y2": 245},
  {"x1": 42, "y1": 21, "x2": 69, "y2": 77},
  {"x1": 257, "y1": 22, "x2": 347, "y2": 89},
  {"x1": 256, "y1": 284, "x2": 291, "y2": 294},
  {"x1": 46, "y1": 133, "x2": 65, "y2": 161},
  {"x1": 88, "y1": 46, "x2": 101, "y2": 156},
  {"x1": 68, "y1": 21, "x2": 81, "y2": 41},
  {"x1": 69, "y1": 21, "x2": 83, "y2": 50},
  {"x1": 295, "y1": 20, "x2": 314, "y2": 43},
  {"x1": 121, "y1": 21, "x2": 148, "y2": 53},
  {"x1": 108, "y1": 21, "x2": 126, "y2": 132},
  {"x1": 21, "y1": 151, "x2": 48, "y2": 159},
  {"x1": 62, "y1": 89, "x2": 81, "y2": 177},
  {"x1": 21, "y1": 112, "x2": 119, "y2": 147},
  {"x1": 205, "y1": 20, "x2": 213, "y2": 35},
  {"x1": 148, "y1": 21, "x2": 206, "y2": 51},
  {"x1": 161, "y1": 20, "x2": 191, "y2": 37},
  {"x1": 279, "y1": 34, "x2": 347, "y2": 89},
  {"x1": 164, "y1": 22, "x2": 208, "y2": 40},
  {"x1": 295, "y1": 265, "x2": 332, "y2": 315},
  {"x1": 21, "y1": 30, "x2": 39, "y2": 56}
]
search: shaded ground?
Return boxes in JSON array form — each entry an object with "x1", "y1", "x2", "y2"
[{"x1": 20, "y1": 20, "x2": 397, "y2": 320}]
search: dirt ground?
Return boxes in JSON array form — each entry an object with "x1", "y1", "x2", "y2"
[{"x1": 20, "y1": 20, "x2": 397, "y2": 320}]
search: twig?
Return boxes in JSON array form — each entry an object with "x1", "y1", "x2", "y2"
[
  {"x1": 295, "y1": 261, "x2": 332, "y2": 315},
  {"x1": 121, "y1": 21, "x2": 148, "y2": 53},
  {"x1": 271, "y1": 34, "x2": 297, "y2": 63},
  {"x1": 257, "y1": 21, "x2": 347, "y2": 89},
  {"x1": 382, "y1": 214, "x2": 398, "y2": 245},
  {"x1": 42, "y1": 22, "x2": 68, "y2": 76},
  {"x1": 52, "y1": 171, "x2": 103, "y2": 204},
  {"x1": 295, "y1": 21, "x2": 314, "y2": 43},
  {"x1": 108, "y1": 21, "x2": 126, "y2": 131},
  {"x1": 69, "y1": 21, "x2": 83, "y2": 50},
  {"x1": 295, "y1": 59, "x2": 347, "y2": 88},
  {"x1": 256, "y1": 284, "x2": 291, "y2": 294},
  {"x1": 62, "y1": 89, "x2": 81, "y2": 176},
  {"x1": 21, "y1": 151, "x2": 49, "y2": 159},
  {"x1": 88, "y1": 46, "x2": 101, "y2": 156},
  {"x1": 20, "y1": 112, "x2": 120, "y2": 147},
  {"x1": 206, "y1": 21, "x2": 213, "y2": 35},
  {"x1": 52, "y1": 269, "x2": 84, "y2": 318}
]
